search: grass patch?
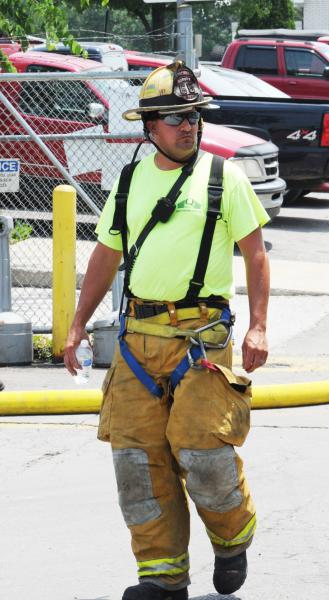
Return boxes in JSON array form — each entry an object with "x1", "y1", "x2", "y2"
[
  {"x1": 10, "y1": 221, "x2": 33, "y2": 245},
  {"x1": 33, "y1": 335, "x2": 52, "y2": 362}
]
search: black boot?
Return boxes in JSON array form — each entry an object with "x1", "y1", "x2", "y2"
[
  {"x1": 0, "y1": 380, "x2": 4, "y2": 391},
  {"x1": 122, "y1": 582, "x2": 188, "y2": 600},
  {"x1": 213, "y1": 551, "x2": 247, "y2": 595}
]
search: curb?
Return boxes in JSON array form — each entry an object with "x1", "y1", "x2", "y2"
[
  {"x1": 236, "y1": 286, "x2": 329, "y2": 296},
  {"x1": 11, "y1": 274, "x2": 329, "y2": 297},
  {"x1": 12, "y1": 269, "x2": 84, "y2": 290}
]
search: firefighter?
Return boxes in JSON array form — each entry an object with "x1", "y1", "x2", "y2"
[{"x1": 64, "y1": 61, "x2": 270, "y2": 600}]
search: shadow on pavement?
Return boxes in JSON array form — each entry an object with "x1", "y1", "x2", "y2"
[
  {"x1": 294, "y1": 196, "x2": 329, "y2": 209},
  {"x1": 75, "y1": 593, "x2": 242, "y2": 600},
  {"x1": 191, "y1": 594, "x2": 242, "y2": 600},
  {"x1": 266, "y1": 214, "x2": 329, "y2": 232}
]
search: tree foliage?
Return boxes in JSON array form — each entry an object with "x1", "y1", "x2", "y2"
[
  {"x1": 67, "y1": 1, "x2": 234, "y2": 58},
  {"x1": 0, "y1": 1, "x2": 111, "y2": 68},
  {"x1": 0, "y1": 0, "x2": 110, "y2": 71},
  {"x1": 236, "y1": 0, "x2": 295, "y2": 30},
  {"x1": 1, "y1": 0, "x2": 296, "y2": 69}
]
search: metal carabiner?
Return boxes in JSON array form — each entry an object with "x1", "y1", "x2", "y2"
[
  {"x1": 187, "y1": 337, "x2": 208, "y2": 370},
  {"x1": 190, "y1": 317, "x2": 233, "y2": 350}
]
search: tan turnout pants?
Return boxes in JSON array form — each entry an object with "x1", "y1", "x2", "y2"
[{"x1": 98, "y1": 311, "x2": 256, "y2": 591}]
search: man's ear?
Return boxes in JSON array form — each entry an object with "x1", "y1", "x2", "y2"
[{"x1": 146, "y1": 120, "x2": 157, "y2": 139}]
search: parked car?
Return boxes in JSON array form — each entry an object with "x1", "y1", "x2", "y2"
[
  {"x1": 126, "y1": 51, "x2": 329, "y2": 203},
  {"x1": 0, "y1": 51, "x2": 285, "y2": 219},
  {"x1": 236, "y1": 29, "x2": 329, "y2": 43},
  {"x1": 28, "y1": 41, "x2": 128, "y2": 72},
  {"x1": 0, "y1": 39, "x2": 21, "y2": 58},
  {"x1": 221, "y1": 36, "x2": 329, "y2": 100}
]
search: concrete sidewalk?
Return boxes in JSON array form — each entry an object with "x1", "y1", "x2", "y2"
[{"x1": 234, "y1": 255, "x2": 329, "y2": 296}]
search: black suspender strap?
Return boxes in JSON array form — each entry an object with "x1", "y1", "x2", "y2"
[
  {"x1": 123, "y1": 159, "x2": 196, "y2": 295},
  {"x1": 109, "y1": 160, "x2": 140, "y2": 266},
  {"x1": 185, "y1": 154, "x2": 224, "y2": 301}
]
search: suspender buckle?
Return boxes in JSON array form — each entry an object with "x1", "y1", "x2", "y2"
[
  {"x1": 189, "y1": 279, "x2": 203, "y2": 290},
  {"x1": 206, "y1": 204, "x2": 222, "y2": 221},
  {"x1": 152, "y1": 197, "x2": 176, "y2": 223}
]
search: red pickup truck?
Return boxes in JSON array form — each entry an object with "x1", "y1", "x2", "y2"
[
  {"x1": 0, "y1": 50, "x2": 285, "y2": 219},
  {"x1": 221, "y1": 37, "x2": 329, "y2": 100}
]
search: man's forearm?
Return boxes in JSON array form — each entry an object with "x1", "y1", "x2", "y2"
[
  {"x1": 245, "y1": 250, "x2": 270, "y2": 332},
  {"x1": 72, "y1": 243, "x2": 122, "y2": 329},
  {"x1": 238, "y1": 227, "x2": 270, "y2": 372},
  {"x1": 64, "y1": 243, "x2": 122, "y2": 375}
]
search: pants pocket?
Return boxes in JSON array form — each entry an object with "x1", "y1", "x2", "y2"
[
  {"x1": 210, "y1": 364, "x2": 252, "y2": 447},
  {"x1": 97, "y1": 366, "x2": 115, "y2": 442}
]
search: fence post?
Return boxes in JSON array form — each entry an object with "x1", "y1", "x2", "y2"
[{"x1": 52, "y1": 185, "x2": 76, "y2": 361}]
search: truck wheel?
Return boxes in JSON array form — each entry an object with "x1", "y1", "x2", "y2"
[
  {"x1": 266, "y1": 206, "x2": 281, "y2": 220},
  {"x1": 283, "y1": 190, "x2": 304, "y2": 205}
]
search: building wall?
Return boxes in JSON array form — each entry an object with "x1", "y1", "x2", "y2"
[{"x1": 304, "y1": 0, "x2": 329, "y2": 28}]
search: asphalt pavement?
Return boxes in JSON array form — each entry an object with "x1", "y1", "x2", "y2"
[{"x1": 1, "y1": 249, "x2": 329, "y2": 600}]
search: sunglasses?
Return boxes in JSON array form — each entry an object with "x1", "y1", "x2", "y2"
[{"x1": 158, "y1": 111, "x2": 201, "y2": 126}]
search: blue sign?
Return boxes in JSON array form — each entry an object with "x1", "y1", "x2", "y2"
[
  {"x1": 0, "y1": 159, "x2": 20, "y2": 192},
  {"x1": 0, "y1": 160, "x2": 20, "y2": 173}
]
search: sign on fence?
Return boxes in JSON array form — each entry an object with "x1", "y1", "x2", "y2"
[{"x1": 0, "y1": 159, "x2": 20, "y2": 193}]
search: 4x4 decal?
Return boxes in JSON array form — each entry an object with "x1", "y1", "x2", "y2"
[{"x1": 287, "y1": 129, "x2": 318, "y2": 141}]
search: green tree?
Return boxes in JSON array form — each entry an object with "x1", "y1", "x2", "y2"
[
  {"x1": 67, "y1": 1, "x2": 235, "y2": 59},
  {"x1": 0, "y1": 0, "x2": 109, "y2": 71},
  {"x1": 193, "y1": 2, "x2": 235, "y2": 60},
  {"x1": 237, "y1": 0, "x2": 295, "y2": 30},
  {"x1": 268, "y1": 0, "x2": 295, "y2": 28},
  {"x1": 107, "y1": 1, "x2": 172, "y2": 52},
  {"x1": 67, "y1": 1, "x2": 178, "y2": 53}
]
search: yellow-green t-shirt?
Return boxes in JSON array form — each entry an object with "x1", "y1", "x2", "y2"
[{"x1": 96, "y1": 152, "x2": 269, "y2": 300}]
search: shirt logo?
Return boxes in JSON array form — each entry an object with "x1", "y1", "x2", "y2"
[{"x1": 176, "y1": 197, "x2": 202, "y2": 212}]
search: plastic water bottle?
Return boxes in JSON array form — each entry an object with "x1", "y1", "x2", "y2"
[{"x1": 74, "y1": 340, "x2": 93, "y2": 385}]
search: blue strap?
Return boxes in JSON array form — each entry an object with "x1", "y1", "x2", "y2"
[
  {"x1": 170, "y1": 345, "x2": 203, "y2": 392},
  {"x1": 221, "y1": 307, "x2": 231, "y2": 324},
  {"x1": 118, "y1": 308, "x2": 232, "y2": 398},
  {"x1": 170, "y1": 307, "x2": 232, "y2": 391},
  {"x1": 118, "y1": 315, "x2": 163, "y2": 399}
]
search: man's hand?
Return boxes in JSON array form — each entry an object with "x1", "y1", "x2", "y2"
[
  {"x1": 242, "y1": 327, "x2": 268, "y2": 373},
  {"x1": 64, "y1": 326, "x2": 89, "y2": 376},
  {"x1": 237, "y1": 227, "x2": 270, "y2": 374},
  {"x1": 63, "y1": 243, "x2": 122, "y2": 376}
]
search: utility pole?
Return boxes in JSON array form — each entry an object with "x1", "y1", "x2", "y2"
[
  {"x1": 144, "y1": 0, "x2": 207, "y2": 69},
  {"x1": 176, "y1": 1, "x2": 195, "y2": 69}
]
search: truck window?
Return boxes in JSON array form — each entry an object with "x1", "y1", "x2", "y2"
[
  {"x1": 235, "y1": 46, "x2": 278, "y2": 75},
  {"x1": 19, "y1": 65, "x2": 99, "y2": 121},
  {"x1": 284, "y1": 48, "x2": 327, "y2": 77}
]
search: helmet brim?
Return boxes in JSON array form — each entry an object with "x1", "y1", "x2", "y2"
[{"x1": 122, "y1": 97, "x2": 211, "y2": 121}]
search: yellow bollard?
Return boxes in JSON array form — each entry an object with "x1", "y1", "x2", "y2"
[{"x1": 52, "y1": 185, "x2": 76, "y2": 361}]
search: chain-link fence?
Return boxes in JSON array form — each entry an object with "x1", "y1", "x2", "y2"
[{"x1": 0, "y1": 69, "x2": 152, "y2": 330}]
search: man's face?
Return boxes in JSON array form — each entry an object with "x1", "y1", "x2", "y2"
[{"x1": 146, "y1": 111, "x2": 200, "y2": 161}]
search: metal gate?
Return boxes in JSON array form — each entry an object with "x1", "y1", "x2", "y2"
[{"x1": 0, "y1": 69, "x2": 151, "y2": 330}]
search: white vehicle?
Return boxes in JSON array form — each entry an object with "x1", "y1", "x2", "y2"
[{"x1": 29, "y1": 41, "x2": 128, "y2": 72}]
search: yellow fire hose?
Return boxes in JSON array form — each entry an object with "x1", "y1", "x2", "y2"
[{"x1": 0, "y1": 381, "x2": 328, "y2": 415}]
